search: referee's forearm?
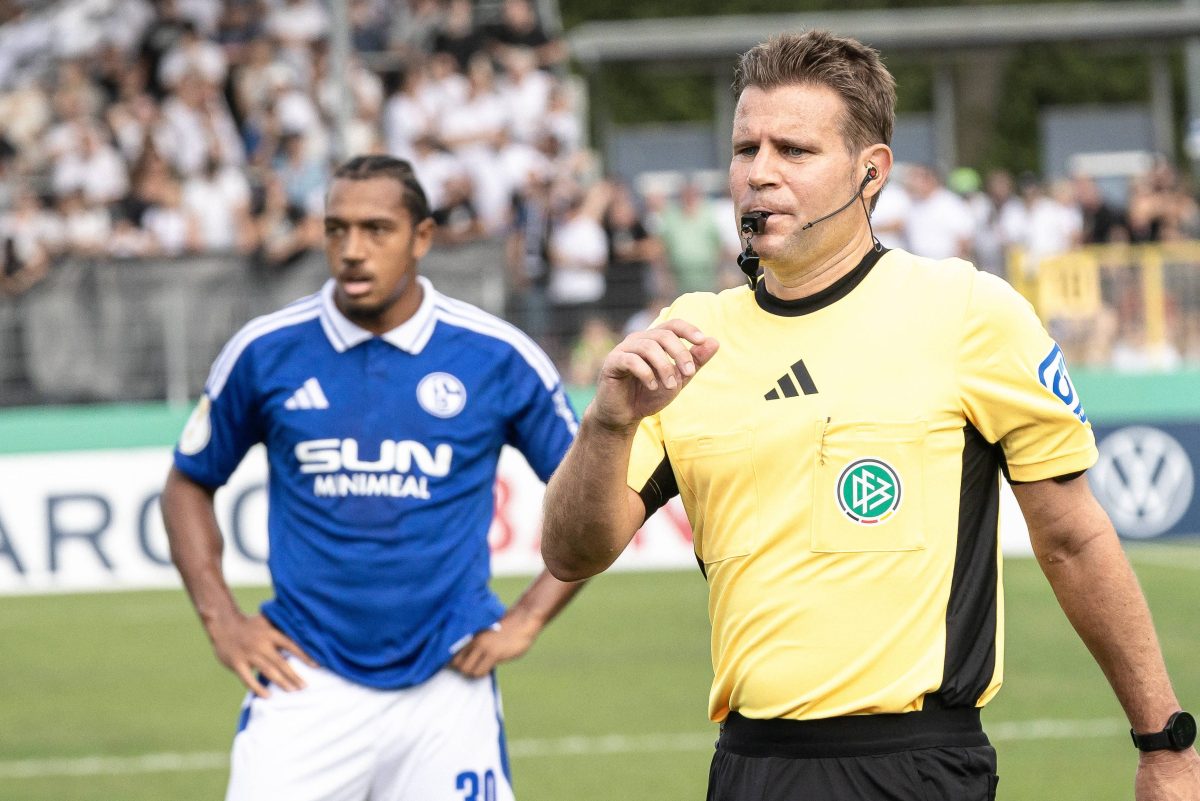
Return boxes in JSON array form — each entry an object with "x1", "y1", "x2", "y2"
[
  {"x1": 541, "y1": 412, "x2": 642, "y2": 582},
  {"x1": 1037, "y1": 524, "x2": 1181, "y2": 733}
]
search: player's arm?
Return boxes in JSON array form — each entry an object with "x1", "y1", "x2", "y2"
[
  {"x1": 450, "y1": 569, "x2": 585, "y2": 677},
  {"x1": 541, "y1": 319, "x2": 718, "y2": 581},
  {"x1": 1013, "y1": 476, "x2": 1200, "y2": 798},
  {"x1": 161, "y1": 466, "x2": 315, "y2": 697}
]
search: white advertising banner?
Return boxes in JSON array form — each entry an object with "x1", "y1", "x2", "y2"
[
  {"x1": 0, "y1": 446, "x2": 1032, "y2": 596},
  {"x1": 0, "y1": 446, "x2": 704, "y2": 596}
]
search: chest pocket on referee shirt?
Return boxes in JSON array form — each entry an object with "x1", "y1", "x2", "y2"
[
  {"x1": 812, "y1": 419, "x2": 927, "y2": 553},
  {"x1": 669, "y1": 430, "x2": 760, "y2": 564}
]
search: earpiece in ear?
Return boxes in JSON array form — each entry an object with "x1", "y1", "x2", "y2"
[{"x1": 866, "y1": 164, "x2": 878, "y2": 181}]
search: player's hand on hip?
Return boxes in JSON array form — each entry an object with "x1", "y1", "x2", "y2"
[
  {"x1": 206, "y1": 611, "x2": 318, "y2": 698},
  {"x1": 449, "y1": 615, "x2": 540, "y2": 678},
  {"x1": 591, "y1": 319, "x2": 719, "y2": 430},
  {"x1": 1135, "y1": 748, "x2": 1200, "y2": 800}
]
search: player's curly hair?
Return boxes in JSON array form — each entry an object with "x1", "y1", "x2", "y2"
[
  {"x1": 332, "y1": 155, "x2": 433, "y2": 222},
  {"x1": 733, "y1": 30, "x2": 895, "y2": 155}
]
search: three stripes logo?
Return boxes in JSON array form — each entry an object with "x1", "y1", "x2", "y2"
[
  {"x1": 764, "y1": 360, "x2": 818, "y2": 400},
  {"x1": 284, "y1": 377, "x2": 330, "y2": 410}
]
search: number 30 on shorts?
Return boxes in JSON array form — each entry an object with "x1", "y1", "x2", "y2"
[{"x1": 456, "y1": 769, "x2": 497, "y2": 801}]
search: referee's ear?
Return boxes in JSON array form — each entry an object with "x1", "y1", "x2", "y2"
[{"x1": 412, "y1": 216, "x2": 435, "y2": 260}]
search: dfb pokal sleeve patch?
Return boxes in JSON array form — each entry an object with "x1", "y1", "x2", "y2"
[{"x1": 1037, "y1": 343, "x2": 1087, "y2": 424}]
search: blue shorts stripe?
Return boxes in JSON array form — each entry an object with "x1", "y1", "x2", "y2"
[{"x1": 234, "y1": 674, "x2": 270, "y2": 734}]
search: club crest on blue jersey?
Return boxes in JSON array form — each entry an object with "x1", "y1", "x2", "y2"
[
  {"x1": 417, "y1": 372, "x2": 467, "y2": 418},
  {"x1": 1037, "y1": 343, "x2": 1087, "y2": 423}
]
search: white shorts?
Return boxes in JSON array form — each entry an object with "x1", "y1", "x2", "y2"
[{"x1": 226, "y1": 662, "x2": 516, "y2": 801}]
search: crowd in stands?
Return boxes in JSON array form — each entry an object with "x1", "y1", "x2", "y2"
[
  {"x1": 2, "y1": 0, "x2": 1199, "y2": 385},
  {"x1": 0, "y1": 0, "x2": 580, "y2": 288}
]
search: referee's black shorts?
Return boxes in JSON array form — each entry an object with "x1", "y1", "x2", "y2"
[{"x1": 707, "y1": 701, "x2": 999, "y2": 801}]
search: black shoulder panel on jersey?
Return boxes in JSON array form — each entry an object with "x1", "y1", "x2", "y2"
[
  {"x1": 937, "y1": 423, "x2": 1001, "y2": 707},
  {"x1": 637, "y1": 450, "x2": 678, "y2": 524}
]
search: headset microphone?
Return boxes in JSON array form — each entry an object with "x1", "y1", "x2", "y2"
[
  {"x1": 737, "y1": 165, "x2": 879, "y2": 288},
  {"x1": 800, "y1": 165, "x2": 877, "y2": 230}
]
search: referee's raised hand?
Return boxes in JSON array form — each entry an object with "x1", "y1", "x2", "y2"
[{"x1": 591, "y1": 318, "x2": 719, "y2": 430}]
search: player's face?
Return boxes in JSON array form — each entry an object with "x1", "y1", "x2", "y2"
[
  {"x1": 324, "y1": 177, "x2": 434, "y2": 333},
  {"x1": 729, "y1": 82, "x2": 865, "y2": 279}
]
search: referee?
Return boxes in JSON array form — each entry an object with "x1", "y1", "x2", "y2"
[{"x1": 541, "y1": 30, "x2": 1199, "y2": 800}]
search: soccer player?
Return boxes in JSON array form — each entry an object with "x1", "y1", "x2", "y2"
[
  {"x1": 540, "y1": 31, "x2": 1199, "y2": 801},
  {"x1": 161, "y1": 155, "x2": 582, "y2": 801}
]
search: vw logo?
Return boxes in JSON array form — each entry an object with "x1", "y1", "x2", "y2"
[{"x1": 1089, "y1": 426, "x2": 1194, "y2": 539}]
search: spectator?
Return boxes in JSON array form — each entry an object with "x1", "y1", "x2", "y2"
[
  {"x1": 408, "y1": 133, "x2": 479, "y2": 242},
  {"x1": 1016, "y1": 173, "x2": 1082, "y2": 272},
  {"x1": 499, "y1": 47, "x2": 552, "y2": 145},
  {"x1": 272, "y1": 131, "x2": 327, "y2": 217},
  {"x1": 56, "y1": 189, "x2": 111, "y2": 257},
  {"x1": 487, "y1": 0, "x2": 566, "y2": 71},
  {"x1": 382, "y1": 63, "x2": 436, "y2": 162},
  {"x1": 158, "y1": 21, "x2": 228, "y2": 91},
  {"x1": 251, "y1": 172, "x2": 321, "y2": 270},
  {"x1": 264, "y1": 0, "x2": 329, "y2": 51},
  {"x1": 506, "y1": 168, "x2": 555, "y2": 345},
  {"x1": 974, "y1": 169, "x2": 1026, "y2": 278},
  {"x1": 432, "y1": 0, "x2": 487, "y2": 72},
  {"x1": 903, "y1": 163, "x2": 975, "y2": 260},
  {"x1": 439, "y1": 53, "x2": 510, "y2": 234},
  {"x1": 156, "y1": 72, "x2": 243, "y2": 177},
  {"x1": 107, "y1": 210, "x2": 156, "y2": 258},
  {"x1": 182, "y1": 153, "x2": 253, "y2": 252},
  {"x1": 349, "y1": 0, "x2": 389, "y2": 53},
  {"x1": 600, "y1": 178, "x2": 664, "y2": 330},
  {"x1": 657, "y1": 180, "x2": 724, "y2": 295},
  {"x1": 387, "y1": 0, "x2": 442, "y2": 61},
  {"x1": 142, "y1": 178, "x2": 199, "y2": 256},
  {"x1": 51, "y1": 126, "x2": 130, "y2": 206},
  {"x1": 213, "y1": 1, "x2": 264, "y2": 65},
  {"x1": 0, "y1": 190, "x2": 56, "y2": 296},
  {"x1": 547, "y1": 182, "x2": 609, "y2": 358},
  {"x1": 140, "y1": 0, "x2": 193, "y2": 98},
  {"x1": 1074, "y1": 174, "x2": 1129, "y2": 245}
]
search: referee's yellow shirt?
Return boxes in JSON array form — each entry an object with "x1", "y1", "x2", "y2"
[{"x1": 627, "y1": 247, "x2": 1098, "y2": 723}]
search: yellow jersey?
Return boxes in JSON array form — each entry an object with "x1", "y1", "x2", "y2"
[{"x1": 627, "y1": 247, "x2": 1097, "y2": 722}]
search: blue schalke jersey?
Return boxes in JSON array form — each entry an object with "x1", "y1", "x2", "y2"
[{"x1": 173, "y1": 277, "x2": 578, "y2": 689}]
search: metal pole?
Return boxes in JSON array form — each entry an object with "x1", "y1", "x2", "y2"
[
  {"x1": 932, "y1": 62, "x2": 958, "y2": 174},
  {"x1": 1186, "y1": 0, "x2": 1200, "y2": 166},
  {"x1": 1149, "y1": 53, "x2": 1176, "y2": 160},
  {"x1": 328, "y1": 0, "x2": 354, "y2": 160}
]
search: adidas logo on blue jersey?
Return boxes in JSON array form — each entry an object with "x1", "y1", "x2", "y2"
[
  {"x1": 285, "y1": 377, "x2": 330, "y2": 410},
  {"x1": 765, "y1": 360, "x2": 818, "y2": 400}
]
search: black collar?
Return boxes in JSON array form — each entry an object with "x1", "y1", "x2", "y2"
[{"x1": 754, "y1": 246, "x2": 887, "y2": 317}]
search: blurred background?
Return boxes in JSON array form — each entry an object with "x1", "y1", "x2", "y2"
[{"x1": 0, "y1": 1, "x2": 1197, "y2": 799}]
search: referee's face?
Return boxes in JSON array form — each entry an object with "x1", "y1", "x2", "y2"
[
  {"x1": 324, "y1": 176, "x2": 435, "y2": 334},
  {"x1": 729, "y1": 82, "x2": 865, "y2": 282}
]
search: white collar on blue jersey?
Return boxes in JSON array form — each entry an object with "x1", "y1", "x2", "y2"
[{"x1": 318, "y1": 275, "x2": 439, "y2": 354}]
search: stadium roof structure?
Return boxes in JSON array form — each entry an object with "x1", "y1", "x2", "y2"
[
  {"x1": 567, "y1": 1, "x2": 1200, "y2": 65},
  {"x1": 568, "y1": 1, "x2": 1200, "y2": 173}
]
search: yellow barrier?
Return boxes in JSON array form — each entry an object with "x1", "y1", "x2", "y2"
[{"x1": 1008, "y1": 242, "x2": 1200, "y2": 370}]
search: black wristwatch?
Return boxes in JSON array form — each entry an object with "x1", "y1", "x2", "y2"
[{"x1": 1130, "y1": 711, "x2": 1197, "y2": 752}]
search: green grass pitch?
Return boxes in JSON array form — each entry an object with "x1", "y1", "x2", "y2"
[{"x1": 0, "y1": 545, "x2": 1196, "y2": 800}]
